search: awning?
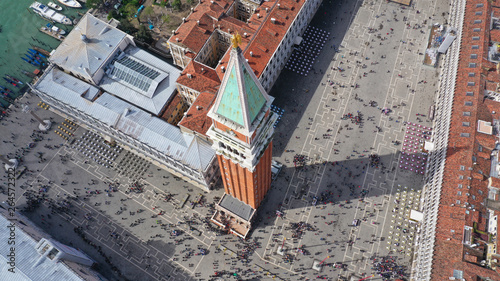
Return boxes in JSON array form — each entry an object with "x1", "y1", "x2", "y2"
[
  {"x1": 410, "y1": 210, "x2": 424, "y2": 222},
  {"x1": 294, "y1": 36, "x2": 303, "y2": 46},
  {"x1": 438, "y1": 35, "x2": 456, "y2": 53}
]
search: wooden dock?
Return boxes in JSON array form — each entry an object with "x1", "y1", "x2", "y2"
[{"x1": 39, "y1": 26, "x2": 65, "y2": 41}]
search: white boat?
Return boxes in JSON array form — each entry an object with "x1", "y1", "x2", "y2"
[
  {"x1": 52, "y1": 25, "x2": 65, "y2": 35},
  {"x1": 48, "y1": 2, "x2": 63, "y2": 11},
  {"x1": 30, "y1": 2, "x2": 73, "y2": 25},
  {"x1": 57, "y1": 0, "x2": 82, "y2": 8}
]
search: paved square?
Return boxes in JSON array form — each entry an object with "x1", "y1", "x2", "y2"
[{"x1": 0, "y1": 0, "x2": 454, "y2": 280}]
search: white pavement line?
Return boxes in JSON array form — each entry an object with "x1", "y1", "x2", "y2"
[
  {"x1": 14, "y1": 146, "x2": 66, "y2": 204},
  {"x1": 340, "y1": 3, "x2": 418, "y2": 267}
]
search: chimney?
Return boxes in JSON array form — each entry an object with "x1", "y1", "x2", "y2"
[
  {"x1": 191, "y1": 7, "x2": 194, "y2": 12},
  {"x1": 172, "y1": 30, "x2": 176, "y2": 35},
  {"x1": 201, "y1": 67, "x2": 204, "y2": 72},
  {"x1": 257, "y1": 13, "x2": 260, "y2": 18},
  {"x1": 80, "y1": 34, "x2": 88, "y2": 43},
  {"x1": 197, "y1": 20, "x2": 200, "y2": 25},
  {"x1": 187, "y1": 73, "x2": 193, "y2": 79},
  {"x1": 210, "y1": 0, "x2": 214, "y2": 3},
  {"x1": 221, "y1": 66, "x2": 225, "y2": 72},
  {"x1": 228, "y1": 28, "x2": 231, "y2": 33},
  {"x1": 182, "y1": 17, "x2": 186, "y2": 22},
  {"x1": 246, "y1": 59, "x2": 248, "y2": 62},
  {"x1": 196, "y1": 106, "x2": 202, "y2": 110},
  {"x1": 271, "y1": 18, "x2": 276, "y2": 24},
  {"x1": 277, "y1": 4, "x2": 280, "y2": 9},
  {"x1": 250, "y1": 51, "x2": 253, "y2": 57},
  {"x1": 176, "y1": 38, "x2": 179, "y2": 42},
  {"x1": 243, "y1": 32, "x2": 247, "y2": 37},
  {"x1": 265, "y1": 7, "x2": 268, "y2": 12}
]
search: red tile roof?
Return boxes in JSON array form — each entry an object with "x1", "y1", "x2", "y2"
[
  {"x1": 169, "y1": 0, "x2": 305, "y2": 79},
  {"x1": 169, "y1": 0, "x2": 307, "y2": 140},
  {"x1": 431, "y1": 1, "x2": 500, "y2": 279},
  {"x1": 216, "y1": 0, "x2": 305, "y2": 78},
  {"x1": 178, "y1": 91, "x2": 216, "y2": 136},
  {"x1": 177, "y1": 61, "x2": 221, "y2": 94}
]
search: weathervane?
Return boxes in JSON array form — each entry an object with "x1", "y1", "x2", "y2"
[{"x1": 231, "y1": 32, "x2": 241, "y2": 49}]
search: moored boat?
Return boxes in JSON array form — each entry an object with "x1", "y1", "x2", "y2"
[
  {"x1": 22, "y1": 57, "x2": 40, "y2": 66},
  {"x1": 57, "y1": 0, "x2": 81, "y2": 8},
  {"x1": 21, "y1": 70, "x2": 37, "y2": 78},
  {"x1": 3, "y1": 78, "x2": 18, "y2": 87},
  {"x1": 40, "y1": 23, "x2": 66, "y2": 40},
  {"x1": 48, "y1": 2, "x2": 63, "y2": 10},
  {"x1": 31, "y1": 46, "x2": 51, "y2": 57},
  {"x1": 29, "y1": 2, "x2": 73, "y2": 25},
  {"x1": 28, "y1": 48, "x2": 47, "y2": 58},
  {"x1": 25, "y1": 53, "x2": 41, "y2": 62},
  {"x1": 5, "y1": 75, "x2": 23, "y2": 85},
  {"x1": 0, "y1": 85, "x2": 12, "y2": 92}
]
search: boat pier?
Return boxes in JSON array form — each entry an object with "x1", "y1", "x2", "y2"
[{"x1": 39, "y1": 26, "x2": 65, "y2": 41}]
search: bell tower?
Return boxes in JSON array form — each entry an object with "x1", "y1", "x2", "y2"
[{"x1": 207, "y1": 33, "x2": 277, "y2": 209}]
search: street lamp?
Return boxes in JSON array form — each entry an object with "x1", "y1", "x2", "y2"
[
  {"x1": 23, "y1": 105, "x2": 52, "y2": 131},
  {"x1": 0, "y1": 154, "x2": 18, "y2": 171}
]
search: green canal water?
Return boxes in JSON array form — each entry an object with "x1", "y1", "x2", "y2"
[{"x1": 0, "y1": 0, "x2": 88, "y2": 107}]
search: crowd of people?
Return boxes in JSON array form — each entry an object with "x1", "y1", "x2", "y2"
[{"x1": 372, "y1": 256, "x2": 407, "y2": 280}]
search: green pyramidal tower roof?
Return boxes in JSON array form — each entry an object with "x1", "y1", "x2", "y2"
[{"x1": 211, "y1": 46, "x2": 270, "y2": 133}]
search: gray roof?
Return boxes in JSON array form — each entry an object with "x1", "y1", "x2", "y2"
[
  {"x1": 219, "y1": 194, "x2": 255, "y2": 221},
  {"x1": 0, "y1": 214, "x2": 86, "y2": 281},
  {"x1": 49, "y1": 13, "x2": 129, "y2": 80},
  {"x1": 34, "y1": 66, "x2": 214, "y2": 171},
  {"x1": 99, "y1": 46, "x2": 181, "y2": 115}
]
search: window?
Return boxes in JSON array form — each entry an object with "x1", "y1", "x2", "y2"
[
  {"x1": 474, "y1": 20, "x2": 482, "y2": 24},
  {"x1": 465, "y1": 101, "x2": 473, "y2": 106},
  {"x1": 460, "y1": 166, "x2": 465, "y2": 171},
  {"x1": 458, "y1": 184, "x2": 463, "y2": 188},
  {"x1": 458, "y1": 191, "x2": 462, "y2": 196},
  {"x1": 456, "y1": 200, "x2": 461, "y2": 204},
  {"x1": 478, "y1": 190, "x2": 483, "y2": 195},
  {"x1": 462, "y1": 122, "x2": 470, "y2": 126},
  {"x1": 468, "y1": 73, "x2": 475, "y2": 77},
  {"x1": 463, "y1": 112, "x2": 471, "y2": 116},
  {"x1": 476, "y1": 3, "x2": 483, "y2": 7},
  {"x1": 459, "y1": 175, "x2": 464, "y2": 179},
  {"x1": 470, "y1": 54, "x2": 477, "y2": 59},
  {"x1": 472, "y1": 36, "x2": 480, "y2": 40},
  {"x1": 475, "y1": 11, "x2": 483, "y2": 15},
  {"x1": 466, "y1": 91, "x2": 474, "y2": 96},
  {"x1": 469, "y1": 63, "x2": 477, "y2": 68},
  {"x1": 473, "y1": 28, "x2": 481, "y2": 32},
  {"x1": 472, "y1": 195, "x2": 476, "y2": 200},
  {"x1": 472, "y1": 45, "x2": 479, "y2": 49}
]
